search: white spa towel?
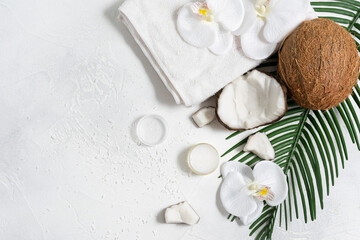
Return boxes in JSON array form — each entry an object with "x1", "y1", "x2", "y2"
[
  {"x1": 119, "y1": 0, "x2": 261, "y2": 106},
  {"x1": 119, "y1": 0, "x2": 317, "y2": 106}
]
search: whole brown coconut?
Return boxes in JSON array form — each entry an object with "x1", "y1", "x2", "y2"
[{"x1": 278, "y1": 18, "x2": 360, "y2": 110}]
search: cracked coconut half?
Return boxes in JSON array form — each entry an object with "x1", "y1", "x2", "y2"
[{"x1": 216, "y1": 70, "x2": 287, "y2": 130}]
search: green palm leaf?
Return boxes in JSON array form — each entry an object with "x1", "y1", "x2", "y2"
[{"x1": 222, "y1": 1, "x2": 360, "y2": 239}]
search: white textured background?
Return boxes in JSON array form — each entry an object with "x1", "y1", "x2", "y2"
[{"x1": 0, "y1": 0, "x2": 360, "y2": 239}]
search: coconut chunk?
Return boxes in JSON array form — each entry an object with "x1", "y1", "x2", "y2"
[
  {"x1": 192, "y1": 107, "x2": 216, "y2": 127},
  {"x1": 165, "y1": 201, "x2": 200, "y2": 225},
  {"x1": 217, "y1": 70, "x2": 287, "y2": 130},
  {"x1": 243, "y1": 132, "x2": 275, "y2": 160}
]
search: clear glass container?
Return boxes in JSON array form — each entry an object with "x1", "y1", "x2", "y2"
[{"x1": 136, "y1": 115, "x2": 168, "y2": 146}]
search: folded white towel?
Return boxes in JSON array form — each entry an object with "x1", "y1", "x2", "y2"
[{"x1": 119, "y1": 0, "x2": 261, "y2": 106}]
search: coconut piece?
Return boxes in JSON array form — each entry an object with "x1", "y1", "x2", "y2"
[
  {"x1": 216, "y1": 70, "x2": 287, "y2": 130},
  {"x1": 192, "y1": 107, "x2": 216, "y2": 127},
  {"x1": 165, "y1": 201, "x2": 200, "y2": 225},
  {"x1": 243, "y1": 132, "x2": 275, "y2": 160},
  {"x1": 278, "y1": 18, "x2": 360, "y2": 110}
]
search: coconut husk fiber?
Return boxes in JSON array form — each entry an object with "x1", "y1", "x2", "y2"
[{"x1": 278, "y1": 18, "x2": 360, "y2": 110}]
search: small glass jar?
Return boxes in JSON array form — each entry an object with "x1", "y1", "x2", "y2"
[
  {"x1": 187, "y1": 143, "x2": 219, "y2": 175},
  {"x1": 136, "y1": 115, "x2": 168, "y2": 146}
]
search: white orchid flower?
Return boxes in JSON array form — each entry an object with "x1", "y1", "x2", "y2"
[
  {"x1": 220, "y1": 161, "x2": 287, "y2": 225},
  {"x1": 177, "y1": 0, "x2": 244, "y2": 55},
  {"x1": 234, "y1": 0, "x2": 310, "y2": 60}
]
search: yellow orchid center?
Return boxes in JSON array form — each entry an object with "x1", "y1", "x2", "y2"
[
  {"x1": 255, "y1": 0, "x2": 270, "y2": 18},
  {"x1": 199, "y1": 9, "x2": 208, "y2": 17},
  {"x1": 191, "y1": 2, "x2": 214, "y2": 22},
  {"x1": 250, "y1": 184, "x2": 274, "y2": 201},
  {"x1": 259, "y1": 188, "x2": 268, "y2": 196},
  {"x1": 199, "y1": 8, "x2": 214, "y2": 22}
]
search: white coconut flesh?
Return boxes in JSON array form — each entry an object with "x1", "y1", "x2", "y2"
[
  {"x1": 192, "y1": 107, "x2": 216, "y2": 128},
  {"x1": 187, "y1": 143, "x2": 219, "y2": 175},
  {"x1": 217, "y1": 70, "x2": 286, "y2": 130},
  {"x1": 165, "y1": 201, "x2": 200, "y2": 225},
  {"x1": 243, "y1": 132, "x2": 275, "y2": 160}
]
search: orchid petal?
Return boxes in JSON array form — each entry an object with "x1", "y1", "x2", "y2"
[
  {"x1": 177, "y1": 3, "x2": 217, "y2": 48},
  {"x1": 207, "y1": 0, "x2": 244, "y2": 32},
  {"x1": 240, "y1": 19, "x2": 277, "y2": 60},
  {"x1": 252, "y1": 161, "x2": 288, "y2": 206},
  {"x1": 233, "y1": 0, "x2": 257, "y2": 36},
  {"x1": 220, "y1": 172, "x2": 258, "y2": 217},
  {"x1": 221, "y1": 161, "x2": 254, "y2": 181},
  {"x1": 239, "y1": 199, "x2": 263, "y2": 225},
  {"x1": 208, "y1": 30, "x2": 233, "y2": 55},
  {"x1": 263, "y1": 0, "x2": 310, "y2": 43}
]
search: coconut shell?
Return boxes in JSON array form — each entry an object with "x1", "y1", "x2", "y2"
[{"x1": 278, "y1": 18, "x2": 360, "y2": 110}]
